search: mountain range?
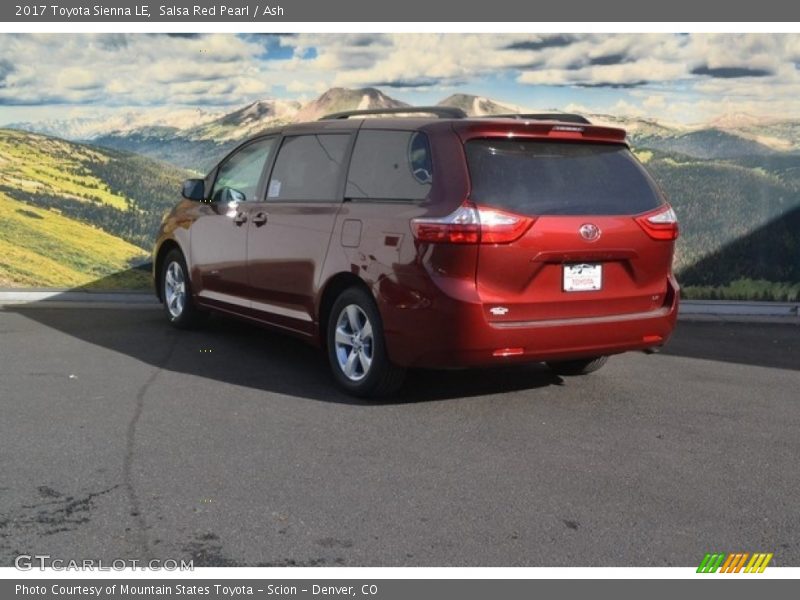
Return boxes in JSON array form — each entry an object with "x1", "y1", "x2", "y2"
[
  {"x1": 10, "y1": 88, "x2": 800, "y2": 170},
  {"x1": 81, "y1": 88, "x2": 409, "y2": 170},
  {"x1": 8, "y1": 106, "x2": 223, "y2": 142},
  {"x1": 2, "y1": 87, "x2": 799, "y2": 298}
]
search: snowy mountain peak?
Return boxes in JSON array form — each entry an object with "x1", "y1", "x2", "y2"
[
  {"x1": 295, "y1": 87, "x2": 409, "y2": 121},
  {"x1": 437, "y1": 94, "x2": 516, "y2": 116}
]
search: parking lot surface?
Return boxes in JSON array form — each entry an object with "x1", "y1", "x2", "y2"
[{"x1": 1, "y1": 306, "x2": 798, "y2": 566}]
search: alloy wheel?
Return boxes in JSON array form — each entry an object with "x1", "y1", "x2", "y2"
[
  {"x1": 334, "y1": 304, "x2": 374, "y2": 381},
  {"x1": 164, "y1": 261, "x2": 186, "y2": 319}
]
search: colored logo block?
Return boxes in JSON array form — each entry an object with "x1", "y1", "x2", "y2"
[{"x1": 697, "y1": 552, "x2": 773, "y2": 573}]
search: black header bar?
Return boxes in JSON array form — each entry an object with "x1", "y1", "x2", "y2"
[{"x1": 2, "y1": 0, "x2": 799, "y2": 23}]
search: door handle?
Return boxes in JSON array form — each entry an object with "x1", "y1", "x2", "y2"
[
  {"x1": 251, "y1": 211, "x2": 268, "y2": 226},
  {"x1": 233, "y1": 212, "x2": 247, "y2": 225}
]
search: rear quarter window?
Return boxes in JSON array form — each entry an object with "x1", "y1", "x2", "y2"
[
  {"x1": 465, "y1": 139, "x2": 663, "y2": 216},
  {"x1": 346, "y1": 130, "x2": 433, "y2": 201}
]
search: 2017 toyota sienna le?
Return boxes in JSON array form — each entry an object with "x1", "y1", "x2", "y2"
[{"x1": 153, "y1": 107, "x2": 679, "y2": 397}]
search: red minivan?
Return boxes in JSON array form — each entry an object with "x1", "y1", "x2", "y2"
[{"x1": 153, "y1": 107, "x2": 679, "y2": 397}]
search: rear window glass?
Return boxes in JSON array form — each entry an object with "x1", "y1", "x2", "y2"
[
  {"x1": 465, "y1": 139, "x2": 663, "y2": 215},
  {"x1": 346, "y1": 130, "x2": 432, "y2": 201}
]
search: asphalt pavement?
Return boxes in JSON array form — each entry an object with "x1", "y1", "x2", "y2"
[{"x1": 0, "y1": 305, "x2": 798, "y2": 567}]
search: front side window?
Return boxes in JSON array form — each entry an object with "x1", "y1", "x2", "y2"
[
  {"x1": 346, "y1": 130, "x2": 433, "y2": 201},
  {"x1": 266, "y1": 134, "x2": 351, "y2": 201},
  {"x1": 211, "y1": 137, "x2": 277, "y2": 202}
]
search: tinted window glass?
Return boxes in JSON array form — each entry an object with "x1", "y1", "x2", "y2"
[
  {"x1": 346, "y1": 131, "x2": 432, "y2": 200},
  {"x1": 267, "y1": 134, "x2": 350, "y2": 201},
  {"x1": 211, "y1": 137, "x2": 276, "y2": 202},
  {"x1": 465, "y1": 140, "x2": 663, "y2": 215}
]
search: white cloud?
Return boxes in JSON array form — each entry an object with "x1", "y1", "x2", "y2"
[
  {"x1": 56, "y1": 67, "x2": 101, "y2": 91},
  {"x1": 0, "y1": 33, "x2": 270, "y2": 107},
  {"x1": 642, "y1": 95, "x2": 667, "y2": 110},
  {"x1": 2, "y1": 33, "x2": 800, "y2": 125},
  {"x1": 517, "y1": 60, "x2": 687, "y2": 87},
  {"x1": 607, "y1": 100, "x2": 646, "y2": 117}
]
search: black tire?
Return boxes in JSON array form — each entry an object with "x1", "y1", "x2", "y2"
[
  {"x1": 546, "y1": 355, "x2": 608, "y2": 376},
  {"x1": 160, "y1": 249, "x2": 203, "y2": 329},
  {"x1": 326, "y1": 287, "x2": 406, "y2": 398}
]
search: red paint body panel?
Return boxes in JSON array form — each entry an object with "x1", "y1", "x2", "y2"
[
  {"x1": 245, "y1": 201, "x2": 341, "y2": 336},
  {"x1": 153, "y1": 116, "x2": 678, "y2": 369},
  {"x1": 379, "y1": 272, "x2": 678, "y2": 368}
]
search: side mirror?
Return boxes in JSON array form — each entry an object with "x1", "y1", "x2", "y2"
[{"x1": 181, "y1": 178, "x2": 205, "y2": 201}]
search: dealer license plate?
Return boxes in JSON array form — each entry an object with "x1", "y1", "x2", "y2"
[{"x1": 563, "y1": 263, "x2": 602, "y2": 292}]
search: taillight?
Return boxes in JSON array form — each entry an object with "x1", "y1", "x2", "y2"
[
  {"x1": 410, "y1": 203, "x2": 480, "y2": 244},
  {"x1": 411, "y1": 202, "x2": 535, "y2": 244},
  {"x1": 478, "y1": 206, "x2": 536, "y2": 243},
  {"x1": 635, "y1": 205, "x2": 679, "y2": 241}
]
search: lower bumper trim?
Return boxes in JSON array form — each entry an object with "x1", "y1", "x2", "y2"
[{"x1": 491, "y1": 307, "x2": 672, "y2": 329}]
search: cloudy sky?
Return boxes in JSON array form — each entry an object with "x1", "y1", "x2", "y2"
[{"x1": 1, "y1": 33, "x2": 800, "y2": 125}]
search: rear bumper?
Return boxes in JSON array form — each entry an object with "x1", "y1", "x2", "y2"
[{"x1": 382, "y1": 277, "x2": 679, "y2": 369}]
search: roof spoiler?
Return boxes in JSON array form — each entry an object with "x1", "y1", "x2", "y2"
[{"x1": 483, "y1": 113, "x2": 591, "y2": 124}]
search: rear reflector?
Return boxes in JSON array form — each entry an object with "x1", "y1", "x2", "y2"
[
  {"x1": 493, "y1": 347, "x2": 525, "y2": 357},
  {"x1": 642, "y1": 335, "x2": 663, "y2": 344},
  {"x1": 635, "y1": 205, "x2": 679, "y2": 241},
  {"x1": 411, "y1": 202, "x2": 535, "y2": 244}
]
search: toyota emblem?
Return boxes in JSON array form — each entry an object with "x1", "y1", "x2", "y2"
[{"x1": 579, "y1": 223, "x2": 601, "y2": 242}]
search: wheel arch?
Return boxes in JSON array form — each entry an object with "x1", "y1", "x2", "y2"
[{"x1": 317, "y1": 272, "x2": 373, "y2": 348}]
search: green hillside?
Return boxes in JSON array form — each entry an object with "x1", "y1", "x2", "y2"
[
  {"x1": 0, "y1": 130, "x2": 131, "y2": 210},
  {"x1": 0, "y1": 191, "x2": 148, "y2": 288},
  {"x1": 637, "y1": 148, "x2": 800, "y2": 300},
  {"x1": 642, "y1": 151, "x2": 799, "y2": 270},
  {"x1": 634, "y1": 129, "x2": 777, "y2": 159},
  {"x1": 93, "y1": 128, "x2": 235, "y2": 171},
  {"x1": 0, "y1": 129, "x2": 190, "y2": 289}
]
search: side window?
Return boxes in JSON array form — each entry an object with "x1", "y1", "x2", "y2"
[
  {"x1": 266, "y1": 134, "x2": 350, "y2": 201},
  {"x1": 346, "y1": 130, "x2": 433, "y2": 201},
  {"x1": 211, "y1": 137, "x2": 276, "y2": 203}
]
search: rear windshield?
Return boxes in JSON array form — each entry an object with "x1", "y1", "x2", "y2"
[{"x1": 465, "y1": 139, "x2": 663, "y2": 215}]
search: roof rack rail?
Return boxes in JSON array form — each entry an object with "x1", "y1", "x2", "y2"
[
  {"x1": 320, "y1": 106, "x2": 468, "y2": 120},
  {"x1": 484, "y1": 113, "x2": 591, "y2": 124}
]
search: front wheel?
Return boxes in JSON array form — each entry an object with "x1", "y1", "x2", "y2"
[
  {"x1": 326, "y1": 287, "x2": 406, "y2": 398},
  {"x1": 160, "y1": 249, "x2": 202, "y2": 329},
  {"x1": 546, "y1": 356, "x2": 608, "y2": 376}
]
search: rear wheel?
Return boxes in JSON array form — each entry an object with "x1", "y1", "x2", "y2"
[
  {"x1": 546, "y1": 356, "x2": 608, "y2": 376},
  {"x1": 327, "y1": 287, "x2": 405, "y2": 398},
  {"x1": 160, "y1": 249, "x2": 202, "y2": 329}
]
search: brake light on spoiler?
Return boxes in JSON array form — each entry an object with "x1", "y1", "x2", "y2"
[
  {"x1": 454, "y1": 121, "x2": 628, "y2": 144},
  {"x1": 411, "y1": 202, "x2": 535, "y2": 244}
]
